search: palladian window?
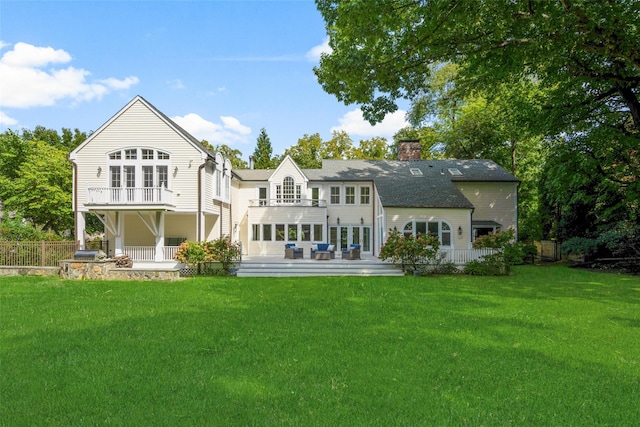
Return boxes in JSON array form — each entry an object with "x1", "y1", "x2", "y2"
[{"x1": 403, "y1": 220, "x2": 452, "y2": 246}]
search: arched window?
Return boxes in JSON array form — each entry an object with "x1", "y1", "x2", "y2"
[
  {"x1": 276, "y1": 176, "x2": 301, "y2": 204},
  {"x1": 283, "y1": 177, "x2": 295, "y2": 202},
  {"x1": 402, "y1": 220, "x2": 452, "y2": 246}
]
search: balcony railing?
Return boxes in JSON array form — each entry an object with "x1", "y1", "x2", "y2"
[
  {"x1": 249, "y1": 199, "x2": 327, "y2": 207},
  {"x1": 86, "y1": 187, "x2": 174, "y2": 206}
]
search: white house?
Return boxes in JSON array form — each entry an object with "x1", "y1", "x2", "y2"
[
  {"x1": 69, "y1": 96, "x2": 519, "y2": 262},
  {"x1": 69, "y1": 96, "x2": 232, "y2": 262}
]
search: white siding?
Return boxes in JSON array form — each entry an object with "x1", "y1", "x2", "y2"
[
  {"x1": 384, "y1": 207, "x2": 472, "y2": 250},
  {"x1": 72, "y1": 99, "x2": 207, "y2": 212},
  {"x1": 454, "y1": 182, "x2": 518, "y2": 230}
]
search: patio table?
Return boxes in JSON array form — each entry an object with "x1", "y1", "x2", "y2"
[{"x1": 314, "y1": 251, "x2": 332, "y2": 260}]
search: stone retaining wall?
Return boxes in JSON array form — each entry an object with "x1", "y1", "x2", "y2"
[
  {"x1": 58, "y1": 260, "x2": 181, "y2": 281},
  {"x1": 0, "y1": 266, "x2": 60, "y2": 277}
]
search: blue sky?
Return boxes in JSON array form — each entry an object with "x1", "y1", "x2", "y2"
[{"x1": 0, "y1": 0, "x2": 409, "y2": 159}]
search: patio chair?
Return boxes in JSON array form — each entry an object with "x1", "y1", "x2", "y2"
[
  {"x1": 284, "y1": 243, "x2": 303, "y2": 259},
  {"x1": 341, "y1": 244, "x2": 361, "y2": 260},
  {"x1": 311, "y1": 243, "x2": 335, "y2": 259}
]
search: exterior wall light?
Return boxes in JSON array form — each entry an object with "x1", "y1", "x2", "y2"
[
  {"x1": 337, "y1": 217, "x2": 340, "y2": 225},
  {"x1": 458, "y1": 226, "x2": 463, "y2": 236},
  {"x1": 174, "y1": 166, "x2": 178, "y2": 177},
  {"x1": 361, "y1": 217, "x2": 364, "y2": 225},
  {"x1": 97, "y1": 166, "x2": 102, "y2": 176}
]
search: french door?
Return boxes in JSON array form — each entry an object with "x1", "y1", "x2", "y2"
[{"x1": 329, "y1": 226, "x2": 371, "y2": 253}]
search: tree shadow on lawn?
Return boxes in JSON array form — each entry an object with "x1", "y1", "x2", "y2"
[{"x1": 3, "y1": 293, "x2": 639, "y2": 426}]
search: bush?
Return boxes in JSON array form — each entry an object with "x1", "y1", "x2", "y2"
[
  {"x1": 464, "y1": 253, "x2": 511, "y2": 276},
  {"x1": 0, "y1": 214, "x2": 64, "y2": 241},
  {"x1": 379, "y1": 229, "x2": 440, "y2": 272},
  {"x1": 465, "y1": 229, "x2": 521, "y2": 275},
  {"x1": 419, "y1": 253, "x2": 460, "y2": 275},
  {"x1": 174, "y1": 237, "x2": 241, "y2": 275},
  {"x1": 560, "y1": 237, "x2": 601, "y2": 263}
]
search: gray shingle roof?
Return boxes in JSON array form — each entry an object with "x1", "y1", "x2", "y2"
[{"x1": 234, "y1": 159, "x2": 518, "y2": 209}]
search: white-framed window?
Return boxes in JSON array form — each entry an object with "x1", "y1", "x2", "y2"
[
  {"x1": 330, "y1": 186, "x2": 340, "y2": 204},
  {"x1": 311, "y1": 187, "x2": 320, "y2": 207},
  {"x1": 215, "y1": 168, "x2": 222, "y2": 197},
  {"x1": 345, "y1": 186, "x2": 356, "y2": 204},
  {"x1": 402, "y1": 220, "x2": 452, "y2": 246},
  {"x1": 276, "y1": 176, "x2": 301, "y2": 204},
  {"x1": 360, "y1": 186, "x2": 371, "y2": 204},
  {"x1": 255, "y1": 223, "x2": 324, "y2": 242},
  {"x1": 106, "y1": 148, "x2": 171, "y2": 191},
  {"x1": 283, "y1": 176, "x2": 295, "y2": 202},
  {"x1": 257, "y1": 186, "x2": 268, "y2": 206}
]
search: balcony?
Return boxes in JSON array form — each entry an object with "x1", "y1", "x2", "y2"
[
  {"x1": 86, "y1": 187, "x2": 174, "y2": 207},
  {"x1": 249, "y1": 199, "x2": 327, "y2": 207}
]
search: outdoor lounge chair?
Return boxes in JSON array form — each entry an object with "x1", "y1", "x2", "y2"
[
  {"x1": 341, "y1": 244, "x2": 361, "y2": 260},
  {"x1": 284, "y1": 243, "x2": 303, "y2": 259}
]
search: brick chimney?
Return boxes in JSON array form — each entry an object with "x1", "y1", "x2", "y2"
[{"x1": 397, "y1": 140, "x2": 422, "y2": 161}]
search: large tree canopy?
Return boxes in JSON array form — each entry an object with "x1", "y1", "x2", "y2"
[{"x1": 315, "y1": 0, "x2": 640, "y2": 133}]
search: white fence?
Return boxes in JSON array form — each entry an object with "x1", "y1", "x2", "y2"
[
  {"x1": 123, "y1": 246, "x2": 180, "y2": 261},
  {"x1": 438, "y1": 248, "x2": 499, "y2": 264}
]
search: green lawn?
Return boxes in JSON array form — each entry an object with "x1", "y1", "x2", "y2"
[{"x1": 1, "y1": 265, "x2": 639, "y2": 426}]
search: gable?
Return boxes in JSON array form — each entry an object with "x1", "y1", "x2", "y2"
[
  {"x1": 268, "y1": 155, "x2": 308, "y2": 185},
  {"x1": 69, "y1": 96, "x2": 210, "y2": 160}
]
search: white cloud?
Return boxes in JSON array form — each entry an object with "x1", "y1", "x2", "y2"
[
  {"x1": 331, "y1": 108, "x2": 409, "y2": 138},
  {"x1": 171, "y1": 113, "x2": 252, "y2": 146},
  {"x1": 306, "y1": 37, "x2": 332, "y2": 62},
  {"x1": 167, "y1": 79, "x2": 185, "y2": 90},
  {"x1": 0, "y1": 42, "x2": 138, "y2": 109},
  {"x1": 0, "y1": 111, "x2": 18, "y2": 126},
  {"x1": 220, "y1": 116, "x2": 251, "y2": 135}
]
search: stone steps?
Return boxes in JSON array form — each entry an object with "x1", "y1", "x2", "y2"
[{"x1": 237, "y1": 259, "x2": 404, "y2": 277}]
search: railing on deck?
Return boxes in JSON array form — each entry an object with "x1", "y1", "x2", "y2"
[
  {"x1": 122, "y1": 246, "x2": 180, "y2": 261},
  {"x1": 438, "y1": 248, "x2": 499, "y2": 264},
  {"x1": 249, "y1": 199, "x2": 327, "y2": 207},
  {"x1": 0, "y1": 241, "x2": 79, "y2": 267},
  {"x1": 87, "y1": 187, "x2": 174, "y2": 205}
]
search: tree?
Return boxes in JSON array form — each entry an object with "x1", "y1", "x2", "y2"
[
  {"x1": 211, "y1": 144, "x2": 248, "y2": 169},
  {"x1": 252, "y1": 128, "x2": 276, "y2": 169},
  {"x1": 320, "y1": 130, "x2": 353, "y2": 160},
  {"x1": 282, "y1": 133, "x2": 323, "y2": 168},
  {"x1": 316, "y1": 1, "x2": 639, "y2": 126},
  {"x1": 22, "y1": 125, "x2": 87, "y2": 150},
  {"x1": 352, "y1": 136, "x2": 391, "y2": 160},
  {"x1": 0, "y1": 139, "x2": 73, "y2": 234}
]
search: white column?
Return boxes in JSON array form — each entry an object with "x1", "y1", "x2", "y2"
[
  {"x1": 155, "y1": 211, "x2": 165, "y2": 262},
  {"x1": 76, "y1": 211, "x2": 86, "y2": 249},
  {"x1": 114, "y1": 212, "x2": 124, "y2": 256}
]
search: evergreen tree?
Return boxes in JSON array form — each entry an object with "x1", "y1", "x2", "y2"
[{"x1": 252, "y1": 128, "x2": 275, "y2": 169}]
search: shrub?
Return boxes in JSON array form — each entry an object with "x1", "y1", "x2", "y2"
[
  {"x1": 419, "y1": 253, "x2": 460, "y2": 275},
  {"x1": 174, "y1": 237, "x2": 241, "y2": 275},
  {"x1": 379, "y1": 229, "x2": 440, "y2": 272},
  {"x1": 464, "y1": 253, "x2": 510, "y2": 276},
  {"x1": 465, "y1": 229, "x2": 520, "y2": 275},
  {"x1": 0, "y1": 214, "x2": 64, "y2": 241},
  {"x1": 560, "y1": 237, "x2": 599, "y2": 261}
]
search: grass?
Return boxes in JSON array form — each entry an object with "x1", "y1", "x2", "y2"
[{"x1": 1, "y1": 265, "x2": 639, "y2": 426}]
